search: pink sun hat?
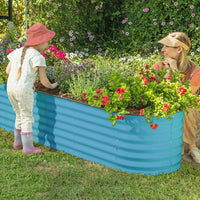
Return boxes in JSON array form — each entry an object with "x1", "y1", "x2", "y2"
[{"x1": 25, "y1": 23, "x2": 55, "y2": 46}]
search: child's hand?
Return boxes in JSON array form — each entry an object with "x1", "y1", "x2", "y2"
[{"x1": 51, "y1": 82, "x2": 58, "y2": 89}]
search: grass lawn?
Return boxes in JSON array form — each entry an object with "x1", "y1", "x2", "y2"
[{"x1": 0, "y1": 128, "x2": 200, "y2": 200}]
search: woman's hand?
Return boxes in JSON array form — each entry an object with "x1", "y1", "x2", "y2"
[{"x1": 164, "y1": 58, "x2": 178, "y2": 72}]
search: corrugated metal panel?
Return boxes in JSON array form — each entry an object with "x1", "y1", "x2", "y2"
[{"x1": 0, "y1": 83, "x2": 184, "y2": 175}]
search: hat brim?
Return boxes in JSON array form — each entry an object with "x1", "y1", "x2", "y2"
[
  {"x1": 158, "y1": 36, "x2": 179, "y2": 47},
  {"x1": 25, "y1": 30, "x2": 55, "y2": 46}
]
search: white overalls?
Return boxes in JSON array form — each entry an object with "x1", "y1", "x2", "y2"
[{"x1": 7, "y1": 47, "x2": 46, "y2": 134}]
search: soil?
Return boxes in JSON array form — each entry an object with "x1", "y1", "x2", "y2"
[{"x1": 34, "y1": 82, "x2": 140, "y2": 115}]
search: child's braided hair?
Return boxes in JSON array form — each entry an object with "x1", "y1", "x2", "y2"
[{"x1": 16, "y1": 46, "x2": 28, "y2": 81}]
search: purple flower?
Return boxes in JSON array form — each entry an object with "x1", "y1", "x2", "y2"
[
  {"x1": 58, "y1": 3, "x2": 61, "y2": 6},
  {"x1": 174, "y1": 2, "x2": 178, "y2": 6},
  {"x1": 191, "y1": 13, "x2": 195, "y2": 17},
  {"x1": 128, "y1": 22, "x2": 132, "y2": 25},
  {"x1": 191, "y1": 52, "x2": 194, "y2": 56},
  {"x1": 125, "y1": 32, "x2": 129, "y2": 36},
  {"x1": 190, "y1": 5, "x2": 194, "y2": 9},
  {"x1": 98, "y1": 48, "x2": 102, "y2": 52},
  {"x1": 170, "y1": 21, "x2": 174, "y2": 25}
]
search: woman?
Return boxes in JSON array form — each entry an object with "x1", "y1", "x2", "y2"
[{"x1": 153, "y1": 32, "x2": 200, "y2": 163}]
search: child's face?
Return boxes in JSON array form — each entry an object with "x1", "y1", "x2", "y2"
[{"x1": 39, "y1": 41, "x2": 49, "y2": 52}]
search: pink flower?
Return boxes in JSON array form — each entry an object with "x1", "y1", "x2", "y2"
[
  {"x1": 153, "y1": 22, "x2": 157, "y2": 25},
  {"x1": 95, "y1": 6, "x2": 99, "y2": 10},
  {"x1": 161, "y1": 22, "x2": 166, "y2": 26},
  {"x1": 40, "y1": 52, "x2": 46, "y2": 58},
  {"x1": 7, "y1": 49, "x2": 14, "y2": 54},
  {"x1": 190, "y1": 5, "x2": 194, "y2": 9},
  {"x1": 143, "y1": 8, "x2": 149, "y2": 12},
  {"x1": 121, "y1": 30, "x2": 124, "y2": 34},
  {"x1": 191, "y1": 13, "x2": 195, "y2": 17},
  {"x1": 125, "y1": 32, "x2": 129, "y2": 36},
  {"x1": 49, "y1": 45, "x2": 57, "y2": 52},
  {"x1": 118, "y1": 96, "x2": 123, "y2": 99},
  {"x1": 174, "y1": 2, "x2": 178, "y2": 6},
  {"x1": 197, "y1": 48, "x2": 200, "y2": 52},
  {"x1": 128, "y1": 22, "x2": 132, "y2": 25},
  {"x1": 189, "y1": 24, "x2": 192, "y2": 27},
  {"x1": 191, "y1": 52, "x2": 194, "y2": 56},
  {"x1": 70, "y1": 43, "x2": 74, "y2": 46},
  {"x1": 170, "y1": 21, "x2": 174, "y2": 25}
]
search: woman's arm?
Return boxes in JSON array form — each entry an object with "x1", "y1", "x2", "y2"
[
  {"x1": 38, "y1": 67, "x2": 58, "y2": 89},
  {"x1": 6, "y1": 62, "x2": 11, "y2": 74}
]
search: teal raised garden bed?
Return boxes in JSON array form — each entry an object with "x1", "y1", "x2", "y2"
[{"x1": 0, "y1": 83, "x2": 184, "y2": 175}]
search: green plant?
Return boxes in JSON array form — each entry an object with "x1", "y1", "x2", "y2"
[{"x1": 85, "y1": 63, "x2": 200, "y2": 128}]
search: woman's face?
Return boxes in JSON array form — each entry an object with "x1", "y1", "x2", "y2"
[{"x1": 161, "y1": 45, "x2": 179, "y2": 60}]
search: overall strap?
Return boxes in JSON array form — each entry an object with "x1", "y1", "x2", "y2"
[{"x1": 185, "y1": 65, "x2": 199, "y2": 81}]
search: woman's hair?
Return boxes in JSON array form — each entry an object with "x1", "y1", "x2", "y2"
[
  {"x1": 168, "y1": 32, "x2": 192, "y2": 72},
  {"x1": 16, "y1": 46, "x2": 28, "y2": 81}
]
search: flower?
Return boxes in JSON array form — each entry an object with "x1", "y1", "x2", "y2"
[
  {"x1": 95, "y1": 6, "x2": 99, "y2": 10},
  {"x1": 94, "y1": 95, "x2": 99, "y2": 99},
  {"x1": 82, "y1": 92, "x2": 87, "y2": 100},
  {"x1": 49, "y1": 45, "x2": 57, "y2": 52},
  {"x1": 140, "y1": 108, "x2": 145, "y2": 116},
  {"x1": 161, "y1": 22, "x2": 166, "y2": 26},
  {"x1": 101, "y1": 96, "x2": 110, "y2": 105},
  {"x1": 191, "y1": 13, "x2": 195, "y2": 17},
  {"x1": 128, "y1": 22, "x2": 132, "y2": 25},
  {"x1": 189, "y1": 24, "x2": 193, "y2": 27},
  {"x1": 190, "y1": 5, "x2": 194, "y2": 9},
  {"x1": 153, "y1": 22, "x2": 157, "y2": 25},
  {"x1": 96, "y1": 89, "x2": 102, "y2": 94},
  {"x1": 117, "y1": 115, "x2": 125, "y2": 120},
  {"x1": 179, "y1": 87, "x2": 187, "y2": 95},
  {"x1": 170, "y1": 21, "x2": 174, "y2": 25},
  {"x1": 125, "y1": 32, "x2": 129, "y2": 36},
  {"x1": 174, "y1": 2, "x2": 178, "y2": 6},
  {"x1": 143, "y1": 8, "x2": 149, "y2": 12},
  {"x1": 116, "y1": 88, "x2": 125, "y2": 94},
  {"x1": 150, "y1": 124, "x2": 158, "y2": 129},
  {"x1": 162, "y1": 103, "x2": 170, "y2": 112},
  {"x1": 7, "y1": 49, "x2": 14, "y2": 54},
  {"x1": 191, "y1": 52, "x2": 194, "y2": 56}
]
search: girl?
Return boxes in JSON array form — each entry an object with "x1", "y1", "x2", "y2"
[
  {"x1": 153, "y1": 32, "x2": 200, "y2": 163},
  {"x1": 6, "y1": 23, "x2": 58, "y2": 154}
]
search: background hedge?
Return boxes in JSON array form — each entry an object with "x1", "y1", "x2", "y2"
[{"x1": 0, "y1": 0, "x2": 199, "y2": 56}]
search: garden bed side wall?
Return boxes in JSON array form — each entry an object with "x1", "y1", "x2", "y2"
[{"x1": 0, "y1": 83, "x2": 184, "y2": 175}]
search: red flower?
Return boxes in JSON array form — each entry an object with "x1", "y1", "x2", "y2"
[
  {"x1": 94, "y1": 95, "x2": 99, "y2": 99},
  {"x1": 145, "y1": 71, "x2": 150, "y2": 73},
  {"x1": 118, "y1": 96, "x2": 123, "y2": 99},
  {"x1": 145, "y1": 65, "x2": 149, "y2": 70},
  {"x1": 167, "y1": 77, "x2": 172, "y2": 81},
  {"x1": 162, "y1": 103, "x2": 170, "y2": 112},
  {"x1": 141, "y1": 76, "x2": 148, "y2": 85},
  {"x1": 161, "y1": 62, "x2": 165, "y2": 66},
  {"x1": 116, "y1": 88, "x2": 125, "y2": 94},
  {"x1": 149, "y1": 77, "x2": 158, "y2": 83},
  {"x1": 101, "y1": 96, "x2": 110, "y2": 105},
  {"x1": 178, "y1": 87, "x2": 187, "y2": 95},
  {"x1": 96, "y1": 89, "x2": 102, "y2": 95},
  {"x1": 150, "y1": 124, "x2": 158, "y2": 129},
  {"x1": 140, "y1": 108, "x2": 145, "y2": 116},
  {"x1": 82, "y1": 92, "x2": 87, "y2": 100},
  {"x1": 117, "y1": 115, "x2": 125, "y2": 120}
]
